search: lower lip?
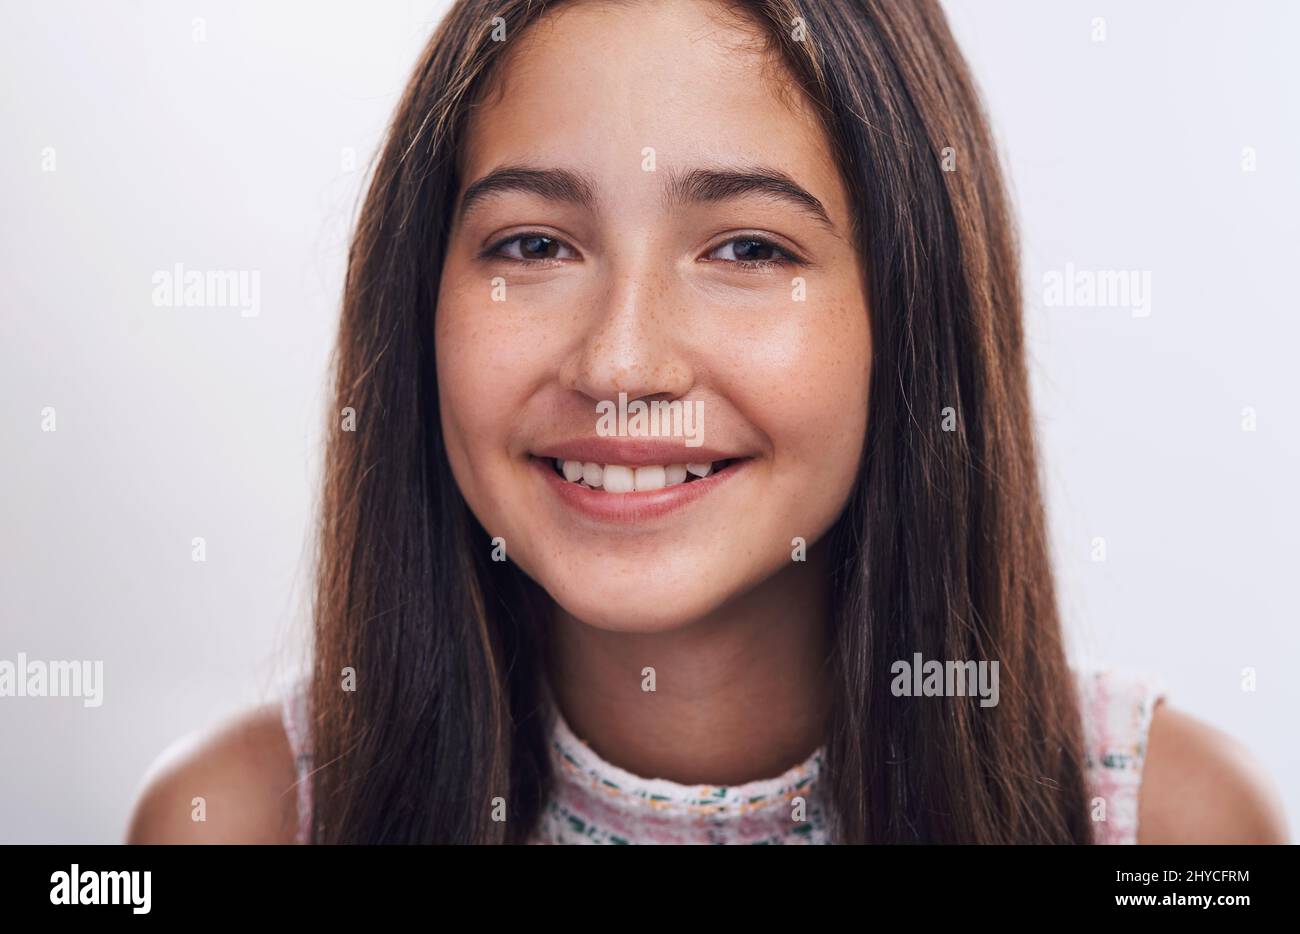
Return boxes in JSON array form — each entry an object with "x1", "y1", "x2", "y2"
[{"x1": 531, "y1": 456, "x2": 748, "y2": 523}]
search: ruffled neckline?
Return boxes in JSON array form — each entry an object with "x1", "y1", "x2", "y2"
[{"x1": 536, "y1": 693, "x2": 828, "y2": 844}]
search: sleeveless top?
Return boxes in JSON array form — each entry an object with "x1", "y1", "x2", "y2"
[{"x1": 280, "y1": 667, "x2": 1165, "y2": 844}]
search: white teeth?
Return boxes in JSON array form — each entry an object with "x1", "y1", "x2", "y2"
[
  {"x1": 633, "y1": 465, "x2": 666, "y2": 491},
  {"x1": 601, "y1": 464, "x2": 635, "y2": 493},
  {"x1": 551, "y1": 458, "x2": 728, "y2": 492}
]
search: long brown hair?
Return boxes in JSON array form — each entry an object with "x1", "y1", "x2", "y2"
[{"x1": 308, "y1": 0, "x2": 1093, "y2": 844}]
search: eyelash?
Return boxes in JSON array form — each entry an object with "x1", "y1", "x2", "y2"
[{"x1": 479, "y1": 231, "x2": 804, "y2": 271}]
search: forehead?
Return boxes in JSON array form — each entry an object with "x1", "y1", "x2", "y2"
[{"x1": 458, "y1": 0, "x2": 845, "y2": 215}]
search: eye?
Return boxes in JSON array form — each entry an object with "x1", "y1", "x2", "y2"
[
  {"x1": 704, "y1": 235, "x2": 801, "y2": 270},
  {"x1": 483, "y1": 232, "x2": 578, "y2": 265}
]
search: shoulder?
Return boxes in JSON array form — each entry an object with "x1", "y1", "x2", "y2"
[
  {"x1": 1137, "y1": 701, "x2": 1289, "y2": 843},
  {"x1": 126, "y1": 700, "x2": 301, "y2": 844}
]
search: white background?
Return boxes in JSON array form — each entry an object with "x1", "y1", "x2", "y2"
[{"x1": 1, "y1": 0, "x2": 1295, "y2": 843}]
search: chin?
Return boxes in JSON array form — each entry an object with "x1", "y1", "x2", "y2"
[{"x1": 535, "y1": 560, "x2": 741, "y2": 634}]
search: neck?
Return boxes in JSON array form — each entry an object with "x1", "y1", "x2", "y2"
[{"x1": 545, "y1": 544, "x2": 832, "y2": 786}]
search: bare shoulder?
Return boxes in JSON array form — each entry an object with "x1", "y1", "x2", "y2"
[
  {"x1": 1138, "y1": 701, "x2": 1289, "y2": 844},
  {"x1": 126, "y1": 700, "x2": 301, "y2": 844}
]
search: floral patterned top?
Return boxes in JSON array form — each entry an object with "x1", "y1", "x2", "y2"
[{"x1": 280, "y1": 667, "x2": 1165, "y2": 844}]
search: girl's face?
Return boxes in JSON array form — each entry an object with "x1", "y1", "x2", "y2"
[{"x1": 436, "y1": 0, "x2": 870, "y2": 632}]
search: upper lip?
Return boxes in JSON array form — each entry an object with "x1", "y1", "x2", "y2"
[{"x1": 532, "y1": 438, "x2": 745, "y2": 467}]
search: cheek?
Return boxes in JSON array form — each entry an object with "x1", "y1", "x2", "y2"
[
  {"x1": 435, "y1": 304, "x2": 484, "y2": 469},
  {"x1": 434, "y1": 277, "x2": 532, "y2": 508},
  {"x1": 740, "y1": 297, "x2": 870, "y2": 513},
  {"x1": 437, "y1": 270, "x2": 529, "y2": 427}
]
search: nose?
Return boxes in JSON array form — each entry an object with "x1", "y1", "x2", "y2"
[{"x1": 558, "y1": 261, "x2": 694, "y2": 404}]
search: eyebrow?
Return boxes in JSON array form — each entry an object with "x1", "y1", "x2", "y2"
[{"x1": 456, "y1": 162, "x2": 835, "y2": 231}]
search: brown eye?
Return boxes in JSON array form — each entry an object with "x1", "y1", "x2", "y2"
[
  {"x1": 734, "y1": 239, "x2": 777, "y2": 261},
  {"x1": 706, "y1": 236, "x2": 797, "y2": 267},
  {"x1": 519, "y1": 235, "x2": 559, "y2": 259},
  {"x1": 490, "y1": 233, "x2": 578, "y2": 263}
]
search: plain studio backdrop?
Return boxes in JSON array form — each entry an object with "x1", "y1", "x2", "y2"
[{"x1": 1, "y1": 1, "x2": 1296, "y2": 844}]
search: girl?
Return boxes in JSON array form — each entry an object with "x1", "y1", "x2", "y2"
[{"x1": 129, "y1": 0, "x2": 1287, "y2": 844}]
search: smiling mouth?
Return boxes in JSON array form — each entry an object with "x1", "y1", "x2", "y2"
[
  {"x1": 546, "y1": 457, "x2": 738, "y2": 493},
  {"x1": 530, "y1": 452, "x2": 750, "y2": 523}
]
